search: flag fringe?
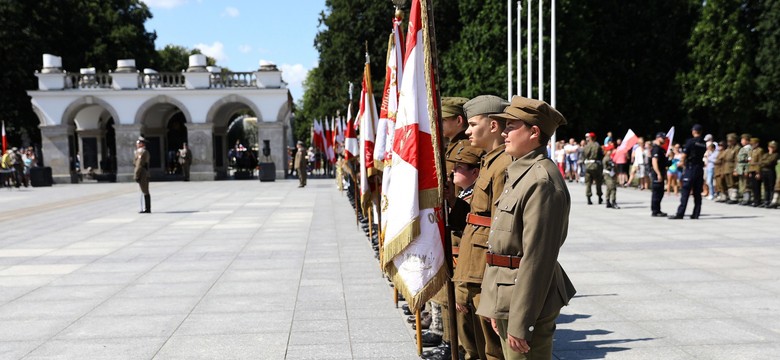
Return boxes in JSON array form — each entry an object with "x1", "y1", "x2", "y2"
[
  {"x1": 381, "y1": 217, "x2": 421, "y2": 269},
  {"x1": 421, "y1": 0, "x2": 445, "y2": 203},
  {"x1": 385, "y1": 259, "x2": 448, "y2": 313},
  {"x1": 419, "y1": 188, "x2": 440, "y2": 210}
]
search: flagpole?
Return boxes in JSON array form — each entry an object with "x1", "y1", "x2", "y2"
[
  {"x1": 538, "y1": 0, "x2": 543, "y2": 101},
  {"x1": 527, "y1": 0, "x2": 532, "y2": 98},
  {"x1": 422, "y1": 0, "x2": 459, "y2": 358},
  {"x1": 550, "y1": 0, "x2": 557, "y2": 159},
  {"x1": 507, "y1": 0, "x2": 512, "y2": 101},
  {"x1": 517, "y1": 0, "x2": 522, "y2": 97}
]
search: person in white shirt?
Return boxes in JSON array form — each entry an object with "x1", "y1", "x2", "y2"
[{"x1": 563, "y1": 138, "x2": 579, "y2": 182}]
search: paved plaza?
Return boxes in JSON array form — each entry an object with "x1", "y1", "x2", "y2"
[{"x1": 0, "y1": 178, "x2": 778, "y2": 359}]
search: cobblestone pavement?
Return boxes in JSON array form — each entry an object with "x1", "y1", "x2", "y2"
[{"x1": 0, "y1": 179, "x2": 777, "y2": 359}]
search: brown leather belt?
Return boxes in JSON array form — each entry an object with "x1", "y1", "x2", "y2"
[
  {"x1": 486, "y1": 253, "x2": 521, "y2": 269},
  {"x1": 451, "y1": 246, "x2": 459, "y2": 256},
  {"x1": 466, "y1": 213, "x2": 491, "y2": 227}
]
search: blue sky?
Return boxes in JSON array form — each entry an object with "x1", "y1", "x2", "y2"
[{"x1": 142, "y1": 0, "x2": 325, "y2": 101}]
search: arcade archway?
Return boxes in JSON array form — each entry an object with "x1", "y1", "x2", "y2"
[
  {"x1": 136, "y1": 101, "x2": 188, "y2": 179},
  {"x1": 207, "y1": 97, "x2": 260, "y2": 179}
]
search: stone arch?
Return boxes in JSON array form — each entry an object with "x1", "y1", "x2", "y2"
[
  {"x1": 60, "y1": 96, "x2": 120, "y2": 126},
  {"x1": 205, "y1": 94, "x2": 263, "y2": 126},
  {"x1": 134, "y1": 95, "x2": 192, "y2": 125}
]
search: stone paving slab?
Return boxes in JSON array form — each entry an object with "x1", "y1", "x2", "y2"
[{"x1": 0, "y1": 179, "x2": 777, "y2": 359}]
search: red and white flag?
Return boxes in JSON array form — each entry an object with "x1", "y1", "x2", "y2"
[
  {"x1": 375, "y1": 16, "x2": 405, "y2": 170},
  {"x1": 344, "y1": 104, "x2": 358, "y2": 160},
  {"x1": 663, "y1": 126, "x2": 675, "y2": 155},
  {"x1": 2, "y1": 121, "x2": 6, "y2": 153},
  {"x1": 614, "y1": 129, "x2": 637, "y2": 160},
  {"x1": 381, "y1": 0, "x2": 446, "y2": 312},
  {"x1": 358, "y1": 56, "x2": 379, "y2": 211},
  {"x1": 324, "y1": 118, "x2": 335, "y2": 163}
]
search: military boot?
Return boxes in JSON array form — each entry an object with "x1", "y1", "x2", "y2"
[
  {"x1": 612, "y1": 201, "x2": 621, "y2": 209},
  {"x1": 598, "y1": 196, "x2": 603, "y2": 204},
  {"x1": 606, "y1": 200, "x2": 613, "y2": 208},
  {"x1": 716, "y1": 193, "x2": 727, "y2": 202},
  {"x1": 587, "y1": 196, "x2": 593, "y2": 205},
  {"x1": 739, "y1": 192, "x2": 752, "y2": 206},
  {"x1": 769, "y1": 193, "x2": 780, "y2": 209},
  {"x1": 726, "y1": 189, "x2": 739, "y2": 204}
]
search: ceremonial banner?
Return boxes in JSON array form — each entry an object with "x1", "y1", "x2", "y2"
[
  {"x1": 324, "y1": 118, "x2": 335, "y2": 163},
  {"x1": 358, "y1": 57, "x2": 379, "y2": 215},
  {"x1": 345, "y1": 104, "x2": 358, "y2": 160},
  {"x1": 382, "y1": 0, "x2": 446, "y2": 312},
  {"x1": 663, "y1": 126, "x2": 675, "y2": 155}
]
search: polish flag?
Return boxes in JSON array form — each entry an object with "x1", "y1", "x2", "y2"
[
  {"x1": 663, "y1": 126, "x2": 675, "y2": 155},
  {"x1": 358, "y1": 57, "x2": 379, "y2": 214},
  {"x1": 381, "y1": 0, "x2": 446, "y2": 312},
  {"x1": 2, "y1": 121, "x2": 6, "y2": 153},
  {"x1": 344, "y1": 104, "x2": 358, "y2": 160},
  {"x1": 614, "y1": 129, "x2": 637, "y2": 160}
]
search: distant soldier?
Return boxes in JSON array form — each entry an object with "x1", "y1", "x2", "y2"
[
  {"x1": 602, "y1": 144, "x2": 619, "y2": 209},
  {"x1": 760, "y1": 141, "x2": 778, "y2": 208},
  {"x1": 736, "y1": 134, "x2": 752, "y2": 205},
  {"x1": 747, "y1": 138, "x2": 764, "y2": 207},
  {"x1": 294, "y1": 141, "x2": 307, "y2": 188},
  {"x1": 134, "y1": 137, "x2": 151, "y2": 213},
  {"x1": 583, "y1": 132, "x2": 604, "y2": 205},
  {"x1": 178, "y1": 142, "x2": 192, "y2": 181},
  {"x1": 718, "y1": 133, "x2": 740, "y2": 204}
]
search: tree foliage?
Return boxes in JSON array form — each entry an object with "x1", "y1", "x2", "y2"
[
  {"x1": 0, "y1": 0, "x2": 157, "y2": 146},
  {"x1": 756, "y1": 0, "x2": 780, "y2": 123}
]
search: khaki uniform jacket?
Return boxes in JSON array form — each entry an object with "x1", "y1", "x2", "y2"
[
  {"x1": 723, "y1": 145, "x2": 739, "y2": 173},
  {"x1": 759, "y1": 152, "x2": 778, "y2": 172},
  {"x1": 452, "y1": 144, "x2": 512, "y2": 285},
  {"x1": 294, "y1": 149, "x2": 307, "y2": 170},
  {"x1": 748, "y1": 147, "x2": 763, "y2": 173},
  {"x1": 737, "y1": 145, "x2": 751, "y2": 175},
  {"x1": 714, "y1": 148, "x2": 726, "y2": 177},
  {"x1": 134, "y1": 148, "x2": 149, "y2": 182},
  {"x1": 583, "y1": 141, "x2": 603, "y2": 170},
  {"x1": 476, "y1": 146, "x2": 576, "y2": 341}
]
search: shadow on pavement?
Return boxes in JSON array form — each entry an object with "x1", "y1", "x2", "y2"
[
  {"x1": 553, "y1": 313, "x2": 655, "y2": 360},
  {"x1": 158, "y1": 210, "x2": 199, "y2": 214}
]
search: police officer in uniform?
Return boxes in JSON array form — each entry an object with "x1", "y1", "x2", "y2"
[
  {"x1": 583, "y1": 132, "x2": 604, "y2": 205},
  {"x1": 453, "y1": 95, "x2": 510, "y2": 360},
  {"x1": 650, "y1": 132, "x2": 669, "y2": 217},
  {"x1": 476, "y1": 96, "x2": 576, "y2": 360},
  {"x1": 669, "y1": 124, "x2": 706, "y2": 219},
  {"x1": 134, "y1": 137, "x2": 151, "y2": 213}
]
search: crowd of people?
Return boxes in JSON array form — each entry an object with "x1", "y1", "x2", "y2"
[
  {"x1": 553, "y1": 128, "x2": 780, "y2": 216},
  {"x1": 1, "y1": 146, "x2": 37, "y2": 188}
]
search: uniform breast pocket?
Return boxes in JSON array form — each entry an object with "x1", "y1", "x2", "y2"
[{"x1": 492, "y1": 196, "x2": 519, "y2": 232}]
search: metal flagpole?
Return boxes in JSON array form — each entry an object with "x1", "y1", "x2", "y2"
[
  {"x1": 507, "y1": 0, "x2": 512, "y2": 101},
  {"x1": 551, "y1": 0, "x2": 557, "y2": 158},
  {"x1": 527, "y1": 0, "x2": 532, "y2": 98},
  {"x1": 538, "y1": 0, "x2": 543, "y2": 101},
  {"x1": 517, "y1": 0, "x2": 522, "y2": 97}
]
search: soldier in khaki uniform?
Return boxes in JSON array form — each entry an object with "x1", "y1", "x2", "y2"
[
  {"x1": 477, "y1": 96, "x2": 576, "y2": 360},
  {"x1": 602, "y1": 144, "x2": 620, "y2": 209},
  {"x1": 760, "y1": 141, "x2": 778, "y2": 208},
  {"x1": 294, "y1": 141, "x2": 307, "y2": 187},
  {"x1": 747, "y1": 138, "x2": 764, "y2": 207},
  {"x1": 736, "y1": 134, "x2": 752, "y2": 205},
  {"x1": 717, "y1": 133, "x2": 740, "y2": 203},
  {"x1": 423, "y1": 97, "x2": 471, "y2": 357},
  {"x1": 452, "y1": 95, "x2": 510, "y2": 360},
  {"x1": 582, "y1": 132, "x2": 604, "y2": 205},
  {"x1": 134, "y1": 137, "x2": 151, "y2": 213}
]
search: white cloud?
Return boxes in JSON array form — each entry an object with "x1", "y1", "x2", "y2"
[
  {"x1": 222, "y1": 6, "x2": 240, "y2": 17},
  {"x1": 141, "y1": 0, "x2": 188, "y2": 9},
  {"x1": 194, "y1": 42, "x2": 227, "y2": 63},
  {"x1": 238, "y1": 44, "x2": 252, "y2": 54},
  {"x1": 279, "y1": 63, "x2": 309, "y2": 100}
]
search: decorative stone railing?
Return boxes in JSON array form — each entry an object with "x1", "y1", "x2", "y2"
[
  {"x1": 141, "y1": 72, "x2": 186, "y2": 88},
  {"x1": 66, "y1": 73, "x2": 113, "y2": 89},
  {"x1": 211, "y1": 72, "x2": 256, "y2": 88}
]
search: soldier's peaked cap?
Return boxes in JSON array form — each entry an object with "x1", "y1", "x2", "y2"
[
  {"x1": 447, "y1": 142, "x2": 484, "y2": 166},
  {"x1": 489, "y1": 96, "x2": 567, "y2": 136},
  {"x1": 463, "y1": 95, "x2": 509, "y2": 119},
  {"x1": 441, "y1": 97, "x2": 469, "y2": 118}
]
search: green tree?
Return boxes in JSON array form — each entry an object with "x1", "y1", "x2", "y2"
[
  {"x1": 0, "y1": 0, "x2": 157, "y2": 146},
  {"x1": 755, "y1": 0, "x2": 780, "y2": 127},
  {"x1": 678, "y1": 0, "x2": 757, "y2": 136},
  {"x1": 154, "y1": 45, "x2": 217, "y2": 72}
]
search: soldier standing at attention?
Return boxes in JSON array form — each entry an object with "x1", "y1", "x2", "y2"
[
  {"x1": 602, "y1": 144, "x2": 620, "y2": 209},
  {"x1": 760, "y1": 141, "x2": 778, "y2": 208},
  {"x1": 452, "y1": 95, "x2": 510, "y2": 360},
  {"x1": 736, "y1": 134, "x2": 752, "y2": 205},
  {"x1": 669, "y1": 124, "x2": 707, "y2": 219},
  {"x1": 134, "y1": 137, "x2": 151, "y2": 213},
  {"x1": 650, "y1": 132, "x2": 669, "y2": 217},
  {"x1": 583, "y1": 132, "x2": 604, "y2": 205},
  {"x1": 179, "y1": 142, "x2": 192, "y2": 181},
  {"x1": 747, "y1": 138, "x2": 764, "y2": 207},
  {"x1": 718, "y1": 133, "x2": 740, "y2": 204},
  {"x1": 476, "y1": 96, "x2": 576, "y2": 359},
  {"x1": 294, "y1": 141, "x2": 307, "y2": 188}
]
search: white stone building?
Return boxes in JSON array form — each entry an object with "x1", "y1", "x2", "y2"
[{"x1": 27, "y1": 54, "x2": 294, "y2": 183}]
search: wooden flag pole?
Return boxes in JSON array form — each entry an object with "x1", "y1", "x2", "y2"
[
  {"x1": 415, "y1": 308, "x2": 423, "y2": 356},
  {"x1": 422, "y1": 0, "x2": 459, "y2": 358}
]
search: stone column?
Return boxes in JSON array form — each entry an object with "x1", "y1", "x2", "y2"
[
  {"x1": 187, "y1": 123, "x2": 214, "y2": 181},
  {"x1": 257, "y1": 121, "x2": 288, "y2": 179},
  {"x1": 39, "y1": 125, "x2": 71, "y2": 184},
  {"x1": 114, "y1": 124, "x2": 142, "y2": 182}
]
